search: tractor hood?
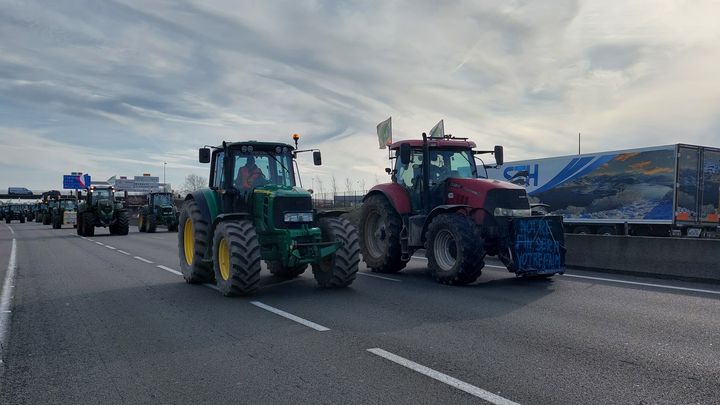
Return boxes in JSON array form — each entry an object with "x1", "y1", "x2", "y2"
[
  {"x1": 446, "y1": 177, "x2": 530, "y2": 213},
  {"x1": 253, "y1": 184, "x2": 312, "y2": 198}
]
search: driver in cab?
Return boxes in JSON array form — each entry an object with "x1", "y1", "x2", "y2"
[{"x1": 236, "y1": 156, "x2": 266, "y2": 189}]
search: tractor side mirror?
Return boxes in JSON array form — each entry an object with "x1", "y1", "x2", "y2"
[
  {"x1": 385, "y1": 168, "x2": 392, "y2": 174},
  {"x1": 199, "y1": 148, "x2": 211, "y2": 163},
  {"x1": 494, "y1": 145, "x2": 504, "y2": 166},
  {"x1": 399, "y1": 143, "x2": 411, "y2": 165},
  {"x1": 313, "y1": 150, "x2": 322, "y2": 166}
]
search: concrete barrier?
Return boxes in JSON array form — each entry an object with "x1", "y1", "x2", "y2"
[{"x1": 565, "y1": 234, "x2": 720, "y2": 282}]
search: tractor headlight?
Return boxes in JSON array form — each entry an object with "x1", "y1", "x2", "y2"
[
  {"x1": 284, "y1": 212, "x2": 314, "y2": 223},
  {"x1": 493, "y1": 208, "x2": 532, "y2": 217}
]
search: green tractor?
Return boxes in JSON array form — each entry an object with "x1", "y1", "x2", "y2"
[
  {"x1": 139, "y1": 192, "x2": 179, "y2": 233},
  {"x1": 76, "y1": 185, "x2": 129, "y2": 236},
  {"x1": 51, "y1": 196, "x2": 78, "y2": 229},
  {"x1": 179, "y1": 137, "x2": 360, "y2": 296},
  {"x1": 4, "y1": 204, "x2": 26, "y2": 224}
]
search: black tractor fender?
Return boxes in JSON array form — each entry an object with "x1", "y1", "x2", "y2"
[{"x1": 315, "y1": 209, "x2": 347, "y2": 220}]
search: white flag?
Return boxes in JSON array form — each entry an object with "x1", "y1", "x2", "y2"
[
  {"x1": 429, "y1": 119, "x2": 444, "y2": 138},
  {"x1": 377, "y1": 117, "x2": 392, "y2": 149}
]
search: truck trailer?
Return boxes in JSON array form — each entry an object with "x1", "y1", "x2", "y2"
[{"x1": 487, "y1": 144, "x2": 720, "y2": 237}]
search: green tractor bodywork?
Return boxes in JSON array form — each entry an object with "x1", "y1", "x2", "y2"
[
  {"x1": 4, "y1": 204, "x2": 26, "y2": 223},
  {"x1": 51, "y1": 197, "x2": 78, "y2": 229},
  {"x1": 179, "y1": 139, "x2": 360, "y2": 296},
  {"x1": 139, "y1": 192, "x2": 179, "y2": 233},
  {"x1": 76, "y1": 185, "x2": 129, "y2": 236}
]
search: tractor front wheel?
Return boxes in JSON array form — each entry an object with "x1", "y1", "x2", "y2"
[
  {"x1": 312, "y1": 217, "x2": 360, "y2": 288},
  {"x1": 212, "y1": 221, "x2": 261, "y2": 296},
  {"x1": 425, "y1": 213, "x2": 484, "y2": 285},
  {"x1": 116, "y1": 211, "x2": 129, "y2": 235},
  {"x1": 82, "y1": 212, "x2": 95, "y2": 237},
  {"x1": 52, "y1": 214, "x2": 61, "y2": 229},
  {"x1": 147, "y1": 213, "x2": 157, "y2": 233},
  {"x1": 178, "y1": 200, "x2": 214, "y2": 284},
  {"x1": 358, "y1": 195, "x2": 407, "y2": 274},
  {"x1": 138, "y1": 213, "x2": 147, "y2": 232}
]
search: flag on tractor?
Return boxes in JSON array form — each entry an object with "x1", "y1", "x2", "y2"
[
  {"x1": 377, "y1": 117, "x2": 392, "y2": 149},
  {"x1": 429, "y1": 119, "x2": 444, "y2": 138}
]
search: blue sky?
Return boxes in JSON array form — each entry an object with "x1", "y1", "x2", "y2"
[{"x1": 1, "y1": 0, "x2": 719, "y2": 192}]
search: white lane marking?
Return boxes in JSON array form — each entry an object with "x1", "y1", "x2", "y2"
[
  {"x1": 95, "y1": 241, "x2": 104, "y2": 246},
  {"x1": 117, "y1": 250, "x2": 131, "y2": 255},
  {"x1": 80, "y1": 236, "x2": 88, "y2": 240},
  {"x1": 151, "y1": 237, "x2": 164, "y2": 240},
  {"x1": 367, "y1": 348, "x2": 520, "y2": 405},
  {"x1": 562, "y1": 274, "x2": 720, "y2": 296},
  {"x1": 6, "y1": 226, "x2": 14, "y2": 235},
  {"x1": 0, "y1": 239, "x2": 18, "y2": 364},
  {"x1": 203, "y1": 283, "x2": 219, "y2": 291},
  {"x1": 105, "y1": 245, "x2": 116, "y2": 250},
  {"x1": 358, "y1": 272, "x2": 401, "y2": 282},
  {"x1": 134, "y1": 256, "x2": 153, "y2": 264},
  {"x1": 157, "y1": 265, "x2": 182, "y2": 276},
  {"x1": 250, "y1": 301, "x2": 330, "y2": 332}
]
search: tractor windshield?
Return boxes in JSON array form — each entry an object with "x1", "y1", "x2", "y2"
[
  {"x1": 91, "y1": 188, "x2": 112, "y2": 202},
  {"x1": 153, "y1": 194, "x2": 172, "y2": 206},
  {"x1": 395, "y1": 148, "x2": 477, "y2": 187},
  {"x1": 61, "y1": 200, "x2": 77, "y2": 210},
  {"x1": 232, "y1": 151, "x2": 295, "y2": 189}
]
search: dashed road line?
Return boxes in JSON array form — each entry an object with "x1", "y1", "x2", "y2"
[
  {"x1": 117, "y1": 250, "x2": 131, "y2": 255},
  {"x1": 105, "y1": 245, "x2": 116, "y2": 250},
  {"x1": 6, "y1": 226, "x2": 14, "y2": 235},
  {"x1": 250, "y1": 301, "x2": 330, "y2": 332},
  {"x1": 134, "y1": 256, "x2": 153, "y2": 264},
  {"x1": 367, "y1": 348, "x2": 520, "y2": 405},
  {"x1": 357, "y1": 272, "x2": 401, "y2": 282},
  {"x1": 562, "y1": 274, "x2": 720, "y2": 295},
  {"x1": 157, "y1": 265, "x2": 182, "y2": 276},
  {"x1": 95, "y1": 241, "x2": 104, "y2": 246},
  {"x1": 0, "y1": 239, "x2": 18, "y2": 365}
]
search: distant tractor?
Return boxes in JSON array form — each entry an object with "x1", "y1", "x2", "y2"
[
  {"x1": 139, "y1": 192, "x2": 179, "y2": 233},
  {"x1": 359, "y1": 133, "x2": 566, "y2": 285},
  {"x1": 4, "y1": 204, "x2": 26, "y2": 224},
  {"x1": 51, "y1": 197, "x2": 78, "y2": 229},
  {"x1": 179, "y1": 136, "x2": 360, "y2": 296},
  {"x1": 76, "y1": 185, "x2": 129, "y2": 236}
]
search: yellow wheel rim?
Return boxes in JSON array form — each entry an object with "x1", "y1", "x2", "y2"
[
  {"x1": 183, "y1": 218, "x2": 194, "y2": 265},
  {"x1": 139, "y1": 215, "x2": 144, "y2": 228},
  {"x1": 218, "y1": 238, "x2": 231, "y2": 281}
]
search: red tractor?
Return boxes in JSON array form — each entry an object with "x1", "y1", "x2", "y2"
[{"x1": 359, "y1": 133, "x2": 566, "y2": 285}]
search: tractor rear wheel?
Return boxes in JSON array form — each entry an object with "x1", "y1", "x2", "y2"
[
  {"x1": 178, "y1": 200, "x2": 214, "y2": 284},
  {"x1": 312, "y1": 217, "x2": 360, "y2": 287},
  {"x1": 82, "y1": 212, "x2": 95, "y2": 237},
  {"x1": 359, "y1": 195, "x2": 407, "y2": 274},
  {"x1": 138, "y1": 213, "x2": 147, "y2": 232},
  {"x1": 52, "y1": 214, "x2": 61, "y2": 229},
  {"x1": 147, "y1": 213, "x2": 157, "y2": 233},
  {"x1": 425, "y1": 213, "x2": 484, "y2": 285},
  {"x1": 76, "y1": 214, "x2": 83, "y2": 235},
  {"x1": 212, "y1": 220, "x2": 261, "y2": 296},
  {"x1": 42, "y1": 214, "x2": 50, "y2": 225},
  {"x1": 268, "y1": 261, "x2": 307, "y2": 279}
]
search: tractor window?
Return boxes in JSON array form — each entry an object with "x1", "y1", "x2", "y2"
[
  {"x1": 232, "y1": 152, "x2": 295, "y2": 189},
  {"x1": 213, "y1": 152, "x2": 225, "y2": 188},
  {"x1": 395, "y1": 149, "x2": 425, "y2": 189},
  {"x1": 429, "y1": 149, "x2": 475, "y2": 182},
  {"x1": 91, "y1": 189, "x2": 112, "y2": 203},
  {"x1": 61, "y1": 200, "x2": 76, "y2": 210},
  {"x1": 154, "y1": 194, "x2": 172, "y2": 205}
]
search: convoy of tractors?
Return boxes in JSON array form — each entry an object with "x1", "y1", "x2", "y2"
[{"x1": 4, "y1": 131, "x2": 567, "y2": 297}]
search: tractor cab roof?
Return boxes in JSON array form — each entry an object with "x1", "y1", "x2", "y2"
[
  {"x1": 223, "y1": 141, "x2": 295, "y2": 152},
  {"x1": 389, "y1": 138, "x2": 476, "y2": 150}
]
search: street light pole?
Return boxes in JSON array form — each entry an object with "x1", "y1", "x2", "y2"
[{"x1": 163, "y1": 162, "x2": 167, "y2": 190}]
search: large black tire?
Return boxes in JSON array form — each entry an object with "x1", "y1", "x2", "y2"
[
  {"x1": 425, "y1": 213, "x2": 484, "y2": 285},
  {"x1": 52, "y1": 214, "x2": 61, "y2": 229},
  {"x1": 138, "y1": 212, "x2": 147, "y2": 232},
  {"x1": 167, "y1": 221, "x2": 179, "y2": 232},
  {"x1": 43, "y1": 213, "x2": 51, "y2": 225},
  {"x1": 268, "y1": 261, "x2": 307, "y2": 279},
  {"x1": 5, "y1": 218, "x2": 9, "y2": 224},
  {"x1": 82, "y1": 212, "x2": 95, "y2": 237},
  {"x1": 76, "y1": 214, "x2": 83, "y2": 235},
  {"x1": 147, "y1": 213, "x2": 157, "y2": 233},
  {"x1": 20, "y1": 216, "x2": 26, "y2": 224},
  {"x1": 312, "y1": 217, "x2": 360, "y2": 288},
  {"x1": 114, "y1": 210, "x2": 129, "y2": 235},
  {"x1": 178, "y1": 200, "x2": 214, "y2": 284},
  {"x1": 212, "y1": 221, "x2": 261, "y2": 296},
  {"x1": 358, "y1": 195, "x2": 407, "y2": 274}
]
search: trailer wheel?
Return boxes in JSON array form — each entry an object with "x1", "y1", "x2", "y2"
[
  {"x1": 212, "y1": 220, "x2": 261, "y2": 296},
  {"x1": 268, "y1": 261, "x2": 307, "y2": 279},
  {"x1": 426, "y1": 213, "x2": 484, "y2": 285},
  {"x1": 312, "y1": 217, "x2": 360, "y2": 287},
  {"x1": 359, "y1": 195, "x2": 407, "y2": 274},
  {"x1": 178, "y1": 200, "x2": 214, "y2": 284}
]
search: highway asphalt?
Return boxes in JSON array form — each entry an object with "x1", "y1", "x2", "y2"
[{"x1": 0, "y1": 222, "x2": 718, "y2": 404}]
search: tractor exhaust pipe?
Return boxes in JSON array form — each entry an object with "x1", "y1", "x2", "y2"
[{"x1": 422, "y1": 132, "x2": 431, "y2": 214}]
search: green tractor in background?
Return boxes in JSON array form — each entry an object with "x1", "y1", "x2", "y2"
[
  {"x1": 76, "y1": 185, "x2": 129, "y2": 236},
  {"x1": 139, "y1": 192, "x2": 179, "y2": 233},
  {"x1": 4, "y1": 204, "x2": 26, "y2": 224},
  {"x1": 179, "y1": 136, "x2": 360, "y2": 296},
  {"x1": 51, "y1": 196, "x2": 78, "y2": 229}
]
